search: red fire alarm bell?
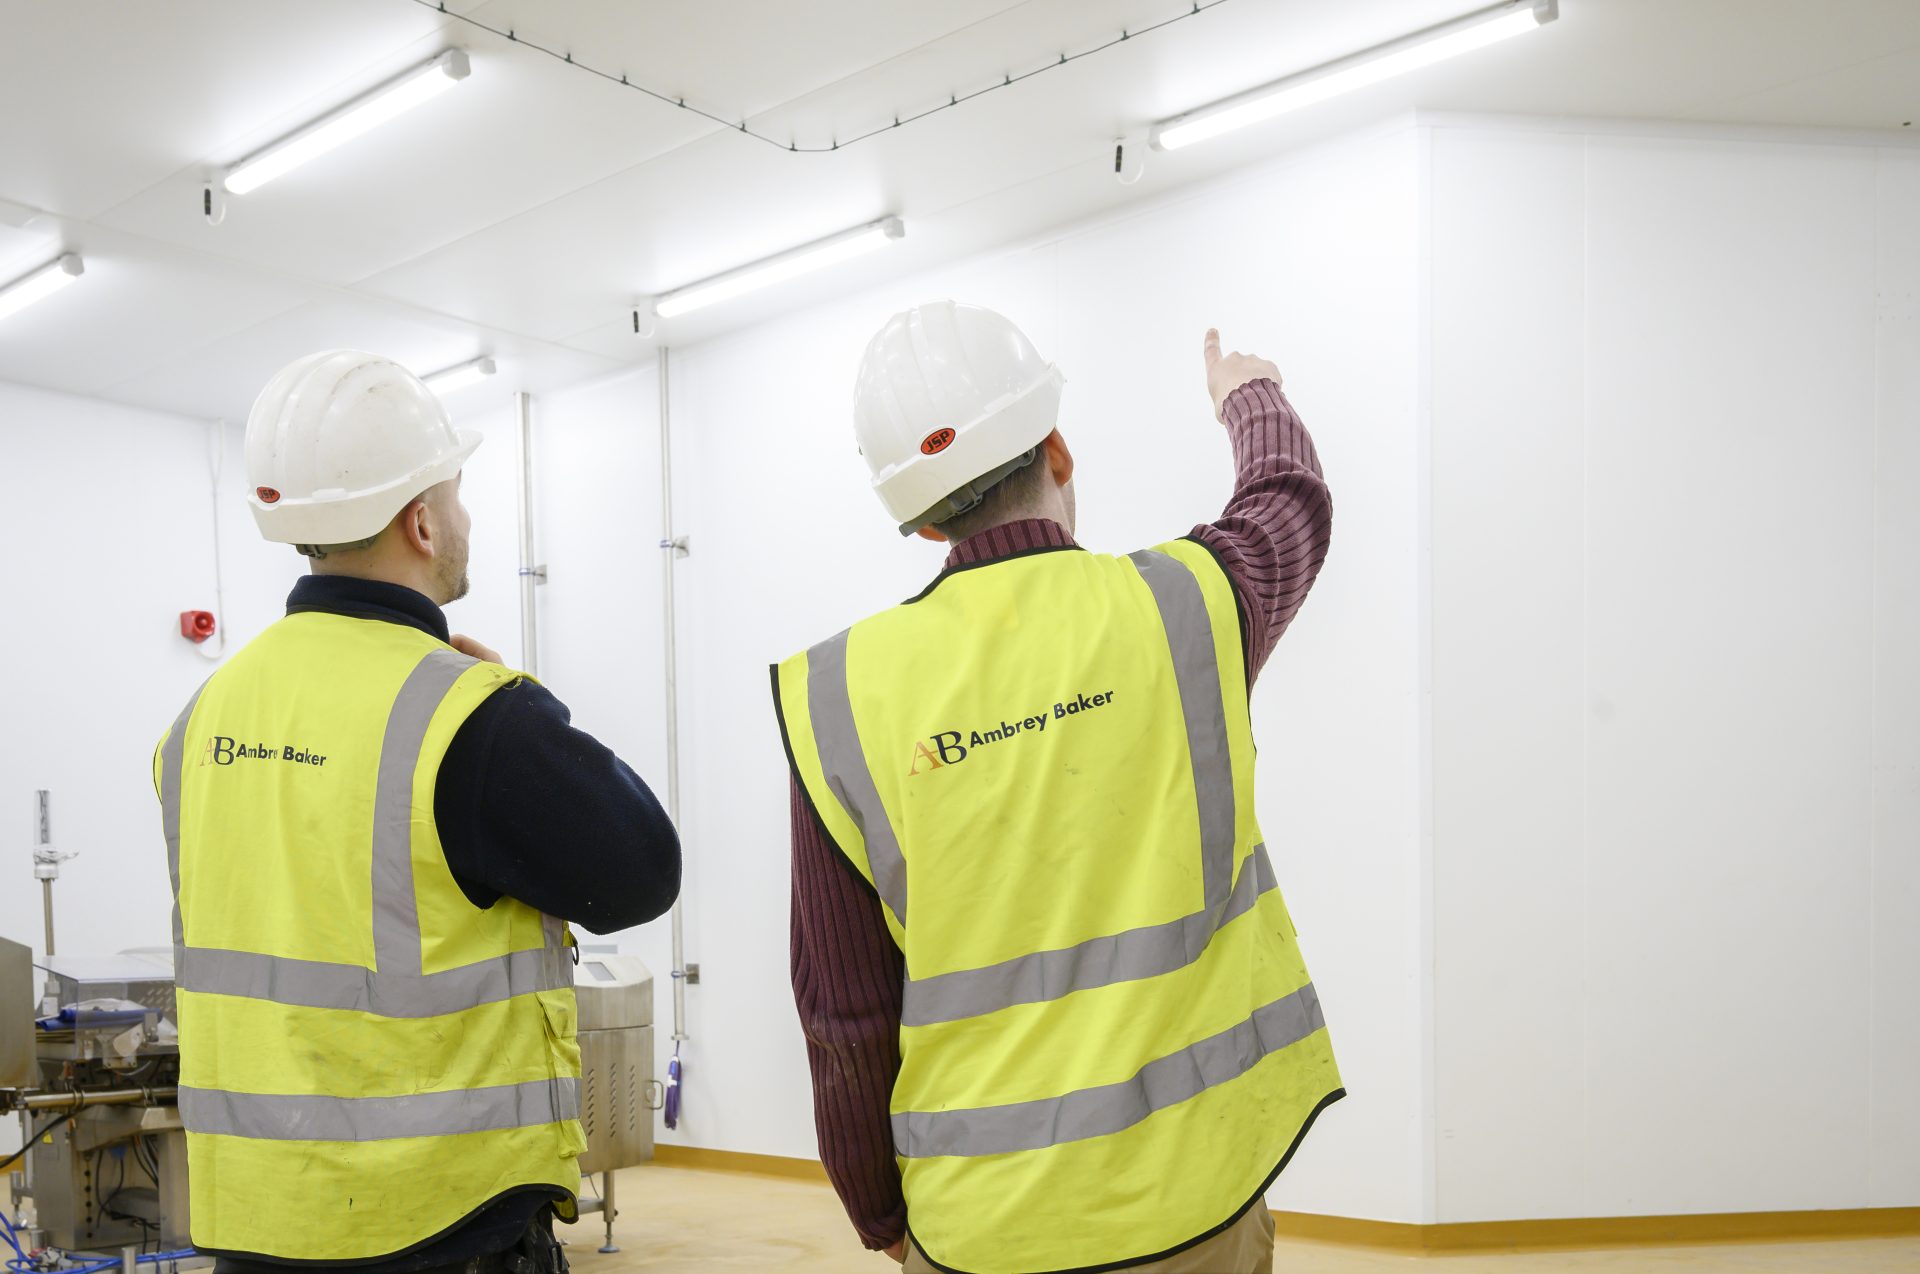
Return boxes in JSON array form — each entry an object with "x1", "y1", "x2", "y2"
[{"x1": 180, "y1": 611, "x2": 217, "y2": 644}]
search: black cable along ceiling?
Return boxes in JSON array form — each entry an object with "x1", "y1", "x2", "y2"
[{"x1": 408, "y1": 0, "x2": 1235, "y2": 153}]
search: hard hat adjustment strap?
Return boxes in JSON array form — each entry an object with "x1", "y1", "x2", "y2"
[{"x1": 897, "y1": 447, "x2": 1040, "y2": 537}]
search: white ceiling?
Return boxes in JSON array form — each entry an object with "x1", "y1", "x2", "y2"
[{"x1": 1, "y1": 0, "x2": 1916, "y2": 422}]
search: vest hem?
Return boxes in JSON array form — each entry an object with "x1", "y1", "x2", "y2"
[
  {"x1": 902, "y1": 1086, "x2": 1346, "y2": 1274},
  {"x1": 190, "y1": 1183, "x2": 574, "y2": 1267}
]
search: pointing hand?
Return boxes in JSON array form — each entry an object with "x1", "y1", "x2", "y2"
[{"x1": 1203, "y1": 328, "x2": 1282, "y2": 423}]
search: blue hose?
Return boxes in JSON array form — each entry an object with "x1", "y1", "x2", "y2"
[
  {"x1": 7, "y1": 1250, "x2": 198, "y2": 1266},
  {"x1": 1, "y1": 1231, "x2": 195, "y2": 1274}
]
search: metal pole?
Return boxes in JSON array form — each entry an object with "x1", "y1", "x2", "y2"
[
  {"x1": 33, "y1": 789, "x2": 61, "y2": 958},
  {"x1": 660, "y1": 352, "x2": 688, "y2": 1038},
  {"x1": 659, "y1": 349, "x2": 688, "y2": 1047},
  {"x1": 514, "y1": 391, "x2": 541, "y2": 677},
  {"x1": 18, "y1": 1087, "x2": 179, "y2": 1111},
  {"x1": 599, "y1": 1169, "x2": 618, "y2": 1254}
]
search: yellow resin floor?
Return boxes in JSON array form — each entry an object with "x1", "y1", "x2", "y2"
[{"x1": 557, "y1": 1165, "x2": 1920, "y2": 1273}]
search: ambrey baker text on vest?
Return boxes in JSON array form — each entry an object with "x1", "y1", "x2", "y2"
[
  {"x1": 200, "y1": 736, "x2": 329, "y2": 768},
  {"x1": 908, "y1": 689, "x2": 1116, "y2": 775}
]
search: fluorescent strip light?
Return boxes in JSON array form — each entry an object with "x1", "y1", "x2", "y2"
[
  {"x1": 654, "y1": 217, "x2": 906, "y2": 318},
  {"x1": 1152, "y1": 0, "x2": 1557, "y2": 151},
  {"x1": 224, "y1": 50, "x2": 471, "y2": 195},
  {"x1": 0, "y1": 253, "x2": 83, "y2": 323},
  {"x1": 422, "y1": 355, "x2": 496, "y2": 395}
]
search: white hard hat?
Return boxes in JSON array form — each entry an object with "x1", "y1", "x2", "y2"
[
  {"x1": 244, "y1": 350, "x2": 480, "y2": 547},
  {"x1": 854, "y1": 301, "x2": 1064, "y2": 534}
]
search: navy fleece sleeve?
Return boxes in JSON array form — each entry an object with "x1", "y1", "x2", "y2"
[{"x1": 435, "y1": 680, "x2": 680, "y2": 935}]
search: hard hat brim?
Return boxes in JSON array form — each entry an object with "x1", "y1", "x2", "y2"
[{"x1": 249, "y1": 428, "x2": 481, "y2": 545}]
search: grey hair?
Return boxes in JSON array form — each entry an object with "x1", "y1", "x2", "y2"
[{"x1": 930, "y1": 451, "x2": 1056, "y2": 542}]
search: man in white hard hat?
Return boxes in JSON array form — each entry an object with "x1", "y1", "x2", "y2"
[
  {"x1": 153, "y1": 351, "x2": 680, "y2": 1272},
  {"x1": 776, "y1": 304, "x2": 1343, "y2": 1274}
]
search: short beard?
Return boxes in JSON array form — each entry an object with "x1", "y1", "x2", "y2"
[{"x1": 437, "y1": 533, "x2": 472, "y2": 603}]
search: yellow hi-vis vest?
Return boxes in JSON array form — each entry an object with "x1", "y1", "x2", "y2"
[
  {"x1": 153, "y1": 612, "x2": 585, "y2": 1260},
  {"x1": 776, "y1": 540, "x2": 1344, "y2": 1274}
]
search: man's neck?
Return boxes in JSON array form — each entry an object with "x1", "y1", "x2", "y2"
[{"x1": 942, "y1": 517, "x2": 1077, "y2": 571}]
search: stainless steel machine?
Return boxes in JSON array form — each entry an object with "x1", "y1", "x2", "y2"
[
  {"x1": 567, "y1": 953, "x2": 663, "y2": 1254},
  {"x1": 1, "y1": 941, "x2": 195, "y2": 1261}
]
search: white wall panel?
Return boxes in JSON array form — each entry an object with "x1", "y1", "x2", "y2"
[
  {"x1": 1427, "y1": 122, "x2": 1913, "y2": 1220},
  {"x1": 1580, "y1": 135, "x2": 1878, "y2": 1215},
  {"x1": 1428, "y1": 125, "x2": 1590, "y2": 1221},
  {"x1": 1869, "y1": 147, "x2": 1920, "y2": 1208}
]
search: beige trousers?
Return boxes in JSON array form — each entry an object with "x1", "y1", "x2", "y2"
[{"x1": 902, "y1": 1202, "x2": 1276, "y2": 1274}]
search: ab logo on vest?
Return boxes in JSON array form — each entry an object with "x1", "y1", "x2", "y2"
[
  {"x1": 908, "y1": 690, "x2": 1116, "y2": 776},
  {"x1": 201, "y1": 736, "x2": 330, "y2": 768}
]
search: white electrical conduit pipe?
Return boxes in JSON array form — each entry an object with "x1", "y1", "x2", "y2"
[
  {"x1": 659, "y1": 349, "x2": 692, "y2": 1128},
  {"x1": 515, "y1": 392, "x2": 542, "y2": 675},
  {"x1": 197, "y1": 420, "x2": 230, "y2": 661}
]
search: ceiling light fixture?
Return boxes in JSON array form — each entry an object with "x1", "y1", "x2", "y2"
[
  {"x1": 422, "y1": 355, "x2": 496, "y2": 395},
  {"x1": 653, "y1": 217, "x2": 906, "y2": 318},
  {"x1": 223, "y1": 49, "x2": 472, "y2": 195},
  {"x1": 0, "y1": 253, "x2": 84, "y2": 323},
  {"x1": 1151, "y1": 0, "x2": 1558, "y2": 151}
]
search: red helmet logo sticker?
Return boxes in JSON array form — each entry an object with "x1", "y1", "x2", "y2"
[
  {"x1": 920, "y1": 428, "x2": 956, "y2": 456},
  {"x1": 256, "y1": 486, "x2": 282, "y2": 504}
]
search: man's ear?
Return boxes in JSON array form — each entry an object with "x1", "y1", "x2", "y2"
[
  {"x1": 1043, "y1": 430, "x2": 1074, "y2": 486},
  {"x1": 397, "y1": 498, "x2": 434, "y2": 557},
  {"x1": 915, "y1": 525, "x2": 949, "y2": 543}
]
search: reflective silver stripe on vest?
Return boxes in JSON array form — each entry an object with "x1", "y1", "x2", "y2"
[
  {"x1": 1128, "y1": 549, "x2": 1236, "y2": 909},
  {"x1": 807, "y1": 628, "x2": 910, "y2": 923},
  {"x1": 901, "y1": 845, "x2": 1278, "y2": 1028},
  {"x1": 160, "y1": 681, "x2": 211, "y2": 951},
  {"x1": 173, "y1": 943, "x2": 573, "y2": 1019},
  {"x1": 177, "y1": 1077, "x2": 579, "y2": 1142},
  {"x1": 372, "y1": 649, "x2": 477, "y2": 975},
  {"x1": 892, "y1": 982, "x2": 1324, "y2": 1159}
]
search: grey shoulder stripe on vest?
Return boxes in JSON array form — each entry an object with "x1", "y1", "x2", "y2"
[
  {"x1": 178, "y1": 1076, "x2": 579, "y2": 1143},
  {"x1": 901, "y1": 845, "x2": 1279, "y2": 1028},
  {"x1": 892, "y1": 982, "x2": 1324, "y2": 1160},
  {"x1": 806, "y1": 628, "x2": 909, "y2": 924},
  {"x1": 161, "y1": 681, "x2": 212, "y2": 952},
  {"x1": 1127, "y1": 550, "x2": 1236, "y2": 910},
  {"x1": 371, "y1": 649, "x2": 479, "y2": 976},
  {"x1": 175, "y1": 943, "x2": 574, "y2": 1019}
]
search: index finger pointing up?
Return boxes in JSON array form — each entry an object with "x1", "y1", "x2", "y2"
[{"x1": 1204, "y1": 327, "x2": 1221, "y2": 366}]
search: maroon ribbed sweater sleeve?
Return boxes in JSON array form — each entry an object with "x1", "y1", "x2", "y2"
[
  {"x1": 789, "y1": 781, "x2": 908, "y2": 1250},
  {"x1": 1191, "y1": 378, "x2": 1333, "y2": 681}
]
